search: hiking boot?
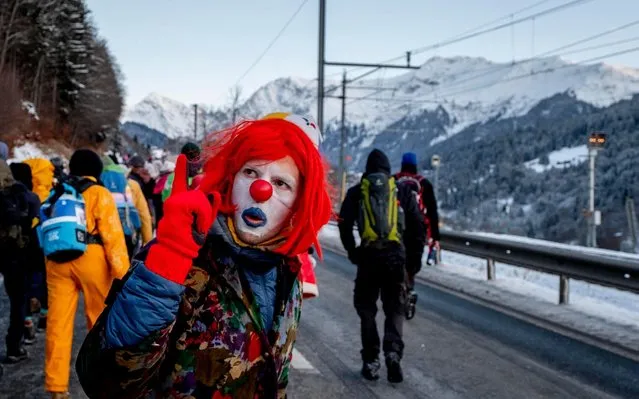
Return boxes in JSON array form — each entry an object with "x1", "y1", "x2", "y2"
[
  {"x1": 4, "y1": 347, "x2": 28, "y2": 364},
  {"x1": 24, "y1": 319, "x2": 36, "y2": 345},
  {"x1": 405, "y1": 290, "x2": 418, "y2": 320},
  {"x1": 50, "y1": 392, "x2": 70, "y2": 399},
  {"x1": 361, "y1": 359, "x2": 380, "y2": 381},
  {"x1": 37, "y1": 314, "x2": 47, "y2": 332},
  {"x1": 386, "y1": 353, "x2": 403, "y2": 383}
]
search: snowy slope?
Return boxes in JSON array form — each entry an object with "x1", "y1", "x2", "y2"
[
  {"x1": 524, "y1": 145, "x2": 589, "y2": 172},
  {"x1": 122, "y1": 93, "x2": 201, "y2": 140},
  {"x1": 123, "y1": 55, "x2": 639, "y2": 143}
]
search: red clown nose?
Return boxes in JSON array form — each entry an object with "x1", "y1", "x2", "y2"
[{"x1": 250, "y1": 179, "x2": 273, "y2": 203}]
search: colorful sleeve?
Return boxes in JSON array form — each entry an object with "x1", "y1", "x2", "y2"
[{"x1": 277, "y1": 349, "x2": 293, "y2": 399}]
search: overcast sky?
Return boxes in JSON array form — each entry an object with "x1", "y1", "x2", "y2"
[{"x1": 86, "y1": 0, "x2": 639, "y2": 107}]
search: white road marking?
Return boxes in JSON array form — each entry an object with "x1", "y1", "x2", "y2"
[{"x1": 291, "y1": 348, "x2": 320, "y2": 374}]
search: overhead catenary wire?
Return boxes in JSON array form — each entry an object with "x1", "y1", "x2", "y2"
[
  {"x1": 230, "y1": 0, "x2": 309, "y2": 88},
  {"x1": 428, "y1": 20, "x2": 639, "y2": 98},
  {"x1": 343, "y1": 45, "x2": 639, "y2": 105},
  {"x1": 558, "y1": 36, "x2": 639, "y2": 56},
  {"x1": 362, "y1": 0, "x2": 595, "y2": 66},
  {"x1": 350, "y1": 18, "x2": 639, "y2": 104},
  {"x1": 327, "y1": 0, "x2": 589, "y2": 81},
  {"x1": 444, "y1": 0, "x2": 557, "y2": 41}
]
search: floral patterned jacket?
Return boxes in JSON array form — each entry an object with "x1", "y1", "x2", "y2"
[{"x1": 76, "y1": 217, "x2": 303, "y2": 399}]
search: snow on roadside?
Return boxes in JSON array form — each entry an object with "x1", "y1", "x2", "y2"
[
  {"x1": 440, "y1": 251, "x2": 639, "y2": 327},
  {"x1": 468, "y1": 230, "x2": 639, "y2": 261},
  {"x1": 318, "y1": 224, "x2": 639, "y2": 330}
]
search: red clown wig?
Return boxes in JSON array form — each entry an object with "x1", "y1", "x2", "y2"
[{"x1": 199, "y1": 118, "x2": 332, "y2": 259}]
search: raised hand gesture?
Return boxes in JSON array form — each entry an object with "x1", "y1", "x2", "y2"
[{"x1": 145, "y1": 154, "x2": 221, "y2": 284}]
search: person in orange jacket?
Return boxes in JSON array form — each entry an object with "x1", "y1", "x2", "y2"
[
  {"x1": 23, "y1": 158, "x2": 55, "y2": 203},
  {"x1": 44, "y1": 149, "x2": 129, "y2": 399}
]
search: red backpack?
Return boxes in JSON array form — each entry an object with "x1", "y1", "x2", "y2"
[{"x1": 395, "y1": 173, "x2": 430, "y2": 241}]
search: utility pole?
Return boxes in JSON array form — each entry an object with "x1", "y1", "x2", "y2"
[
  {"x1": 625, "y1": 195, "x2": 638, "y2": 253},
  {"x1": 339, "y1": 70, "x2": 347, "y2": 201},
  {"x1": 586, "y1": 132, "x2": 606, "y2": 247},
  {"x1": 587, "y1": 147, "x2": 597, "y2": 247},
  {"x1": 431, "y1": 155, "x2": 441, "y2": 199},
  {"x1": 317, "y1": 1, "x2": 420, "y2": 202},
  {"x1": 193, "y1": 104, "x2": 198, "y2": 141},
  {"x1": 322, "y1": 56, "x2": 418, "y2": 202},
  {"x1": 317, "y1": 0, "x2": 326, "y2": 134}
]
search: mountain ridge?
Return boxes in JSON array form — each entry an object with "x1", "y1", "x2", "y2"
[{"x1": 122, "y1": 55, "x2": 639, "y2": 147}]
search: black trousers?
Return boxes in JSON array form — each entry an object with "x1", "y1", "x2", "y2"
[
  {"x1": 26, "y1": 233, "x2": 47, "y2": 311},
  {"x1": 353, "y1": 247, "x2": 406, "y2": 362},
  {"x1": 1, "y1": 260, "x2": 27, "y2": 352}
]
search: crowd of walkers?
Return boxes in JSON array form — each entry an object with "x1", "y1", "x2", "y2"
[
  {"x1": 0, "y1": 140, "x2": 203, "y2": 398},
  {"x1": 0, "y1": 125, "x2": 440, "y2": 397}
]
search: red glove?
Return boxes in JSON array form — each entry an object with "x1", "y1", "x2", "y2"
[{"x1": 145, "y1": 154, "x2": 221, "y2": 284}]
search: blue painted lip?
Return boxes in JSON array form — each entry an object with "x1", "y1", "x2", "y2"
[{"x1": 242, "y1": 207, "x2": 267, "y2": 228}]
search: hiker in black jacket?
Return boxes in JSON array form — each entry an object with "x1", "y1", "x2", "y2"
[
  {"x1": 10, "y1": 162, "x2": 45, "y2": 344},
  {"x1": 338, "y1": 149, "x2": 425, "y2": 383},
  {"x1": 1, "y1": 158, "x2": 39, "y2": 364}
]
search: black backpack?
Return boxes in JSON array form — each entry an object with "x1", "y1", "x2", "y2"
[{"x1": 0, "y1": 183, "x2": 30, "y2": 249}]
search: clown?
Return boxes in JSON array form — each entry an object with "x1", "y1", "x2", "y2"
[{"x1": 76, "y1": 114, "x2": 331, "y2": 399}]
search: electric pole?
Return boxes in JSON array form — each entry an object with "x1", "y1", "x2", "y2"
[
  {"x1": 625, "y1": 194, "x2": 638, "y2": 253},
  {"x1": 317, "y1": 1, "x2": 420, "y2": 202},
  {"x1": 193, "y1": 104, "x2": 198, "y2": 141},
  {"x1": 587, "y1": 148, "x2": 597, "y2": 247},
  {"x1": 317, "y1": 0, "x2": 326, "y2": 134},
  {"x1": 432, "y1": 155, "x2": 441, "y2": 199},
  {"x1": 339, "y1": 70, "x2": 347, "y2": 201},
  {"x1": 586, "y1": 132, "x2": 606, "y2": 247}
]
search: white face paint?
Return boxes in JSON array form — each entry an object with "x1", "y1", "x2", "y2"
[{"x1": 231, "y1": 156, "x2": 299, "y2": 245}]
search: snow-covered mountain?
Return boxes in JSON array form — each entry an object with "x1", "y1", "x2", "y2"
[
  {"x1": 123, "y1": 93, "x2": 200, "y2": 140},
  {"x1": 122, "y1": 55, "x2": 639, "y2": 146}
]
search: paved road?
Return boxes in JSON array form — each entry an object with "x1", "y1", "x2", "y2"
[{"x1": 2, "y1": 250, "x2": 638, "y2": 398}]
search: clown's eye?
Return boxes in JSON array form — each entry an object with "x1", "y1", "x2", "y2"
[
  {"x1": 273, "y1": 179, "x2": 291, "y2": 190},
  {"x1": 243, "y1": 168, "x2": 258, "y2": 178}
]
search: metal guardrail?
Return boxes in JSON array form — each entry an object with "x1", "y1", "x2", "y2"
[{"x1": 326, "y1": 220, "x2": 639, "y2": 304}]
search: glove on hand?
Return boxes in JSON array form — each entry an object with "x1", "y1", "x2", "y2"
[{"x1": 145, "y1": 154, "x2": 221, "y2": 284}]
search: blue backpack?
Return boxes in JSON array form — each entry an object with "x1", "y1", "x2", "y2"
[
  {"x1": 101, "y1": 165, "x2": 141, "y2": 237},
  {"x1": 39, "y1": 178, "x2": 97, "y2": 263}
]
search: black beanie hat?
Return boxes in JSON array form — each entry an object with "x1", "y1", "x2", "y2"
[
  {"x1": 69, "y1": 149, "x2": 103, "y2": 179},
  {"x1": 10, "y1": 162, "x2": 33, "y2": 190},
  {"x1": 365, "y1": 148, "x2": 391, "y2": 175},
  {"x1": 181, "y1": 142, "x2": 201, "y2": 161}
]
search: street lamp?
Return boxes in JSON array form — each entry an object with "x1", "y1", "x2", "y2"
[
  {"x1": 587, "y1": 132, "x2": 606, "y2": 247},
  {"x1": 431, "y1": 155, "x2": 441, "y2": 199}
]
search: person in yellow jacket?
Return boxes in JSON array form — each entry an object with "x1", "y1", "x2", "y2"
[
  {"x1": 127, "y1": 177, "x2": 153, "y2": 245},
  {"x1": 101, "y1": 155, "x2": 152, "y2": 255},
  {"x1": 23, "y1": 158, "x2": 55, "y2": 203},
  {"x1": 45, "y1": 149, "x2": 129, "y2": 399}
]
